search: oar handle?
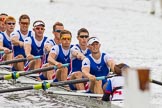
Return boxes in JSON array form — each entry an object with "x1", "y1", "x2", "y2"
[
  {"x1": 0, "y1": 51, "x2": 4, "y2": 54},
  {"x1": 33, "y1": 55, "x2": 42, "y2": 59},
  {"x1": 96, "y1": 76, "x2": 106, "y2": 80},
  {"x1": 96, "y1": 74, "x2": 117, "y2": 80},
  {"x1": 53, "y1": 63, "x2": 70, "y2": 69}
]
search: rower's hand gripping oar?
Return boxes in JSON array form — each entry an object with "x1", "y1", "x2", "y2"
[
  {"x1": 0, "y1": 63, "x2": 69, "y2": 80},
  {"x1": 0, "y1": 75, "x2": 116, "y2": 94},
  {"x1": 0, "y1": 55, "x2": 41, "y2": 65},
  {"x1": 0, "y1": 50, "x2": 12, "y2": 54}
]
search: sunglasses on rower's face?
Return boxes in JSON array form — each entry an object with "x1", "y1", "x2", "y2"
[
  {"x1": 20, "y1": 22, "x2": 29, "y2": 25},
  {"x1": 54, "y1": 30, "x2": 62, "y2": 33},
  {"x1": 61, "y1": 35, "x2": 71, "y2": 40},
  {"x1": 7, "y1": 22, "x2": 15, "y2": 25},
  {"x1": 79, "y1": 35, "x2": 89, "y2": 38},
  {"x1": 35, "y1": 27, "x2": 45, "y2": 30}
]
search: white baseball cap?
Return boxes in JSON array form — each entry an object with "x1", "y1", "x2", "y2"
[
  {"x1": 33, "y1": 20, "x2": 45, "y2": 27},
  {"x1": 87, "y1": 37, "x2": 100, "y2": 45}
]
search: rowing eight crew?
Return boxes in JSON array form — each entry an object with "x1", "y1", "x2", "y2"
[{"x1": 0, "y1": 15, "x2": 126, "y2": 101}]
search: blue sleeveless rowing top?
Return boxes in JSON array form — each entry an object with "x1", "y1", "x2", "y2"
[
  {"x1": 1, "y1": 32, "x2": 12, "y2": 50},
  {"x1": 72, "y1": 44, "x2": 91, "y2": 72},
  {"x1": 13, "y1": 30, "x2": 32, "y2": 57},
  {"x1": 31, "y1": 36, "x2": 47, "y2": 56},
  {"x1": 87, "y1": 53, "x2": 110, "y2": 77}
]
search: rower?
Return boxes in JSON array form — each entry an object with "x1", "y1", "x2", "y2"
[
  {"x1": 0, "y1": 13, "x2": 8, "y2": 33},
  {"x1": 102, "y1": 63, "x2": 129, "y2": 101},
  {"x1": 82, "y1": 37, "x2": 116, "y2": 94},
  {"x1": 39, "y1": 22, "x2": 64, "y2": 80},
  {"x1": 69, "y1": 28, "x2": 91, "y2": 90},
  {"x1": 48, "y1": 30, "x2": 73, "y2": 82},
  {"x1": 24, "y1": 20, "x2": 48, "y2": 75},
  {"x1": 11, "y1": 14, "x2": 33, "y2": 71},
  {"x1": 0, "y1": 16, "x2": 16, "y2": 61},
  {"x1": 0, "y1": 13, "x2": 8, "y2": 61}
]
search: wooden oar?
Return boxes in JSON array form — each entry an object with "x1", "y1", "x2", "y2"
[
  {"x1": 0, "y1": 75, "x2": 116, "y2": 94},
  {"x1": 0, "y1": 63, "x2": 69, "y2": 80},
  {"x1": 0, "y1": 55, "x2": 41, "y2": 65},
  {"x1": 150, "y1": 79, "x2": 162, "y2": 86}
]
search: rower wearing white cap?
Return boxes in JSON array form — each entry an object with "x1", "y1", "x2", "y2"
[
  {"x1": 24, "y1": 20, "x2": 48, "y2": 73},
  {"x1": 82, "y1": 37, "x2": 116, "y2": 94}
]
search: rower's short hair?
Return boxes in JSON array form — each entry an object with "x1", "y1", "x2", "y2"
[
  {"x1": 19, "y1": 14, "x2": 30, "y2": 22},
  {"x1": 53, "y1": 22, "x2": 64, "y2": 32},
  {"x1": 60, "y1": 30, "x2": 72, "y2": 37},
  {"x1": 4, "y1": 16, "x2": 16, "y2": 23},
  {"x1": 77, "y1": 28, "x2": 89, "y2": 36},
  {"x1": 0, "y1": 13, "x2": 8, "y2": 16},
  {"x1": 0, "y1": 13, "x2": 8, "y2": 22}
]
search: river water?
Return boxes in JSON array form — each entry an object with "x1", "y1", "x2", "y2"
[{"x1": 1, "y1": 0, "x2": 162, "y2": 107}]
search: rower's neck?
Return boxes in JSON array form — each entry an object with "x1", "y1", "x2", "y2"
[
  {"x1": 79, "y1": 44, "x2": 87, "y2": 51},
  {"x1": 20, "y1": 30, "x2": 28, "y2": 36},
  {"x1": 6, "y1": 31, "x2": 11, "y2": 37},
  {"x1": 54, "y1": 38, "x2": 61, "y2": 44},
  {"x1": 35, "y1": 36, "x2": 43, "y2": 41},
  {"x1": 92, "y1": 52, "x2": 101, "y2": 60},
  {"x1": 62, "y1": 45, "x2": 70, "y2": 50}
]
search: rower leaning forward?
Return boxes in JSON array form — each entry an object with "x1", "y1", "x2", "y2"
[
  {"x1": 82, "y1": 37, "x2": 122, "y2": 94},
  {"x1": 11, "y1": 14, "x2": 33, "y2": 71},
  {"x1": 24, "y1": 20, "x2": 48, "y2": 79}
]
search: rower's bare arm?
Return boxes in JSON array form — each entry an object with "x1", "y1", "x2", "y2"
[
  {"x1": 0, "y1": 42, "x2": 10, "y2": 53},
  {"x1": 72, "y1": 51, "x2": 85, "y2": 60},
  {"x1": 0, "y1": 42, "x2": 4, "y2": 50},
  {"x1": 107, "y1": 59, "x2": 115, "y2": 72},
  {"x1": 24, "y1": 43, "x2": 31, "y2": 57},
  {"x1": 12, "y1": 36, "x2": 24, "y2": 47},
  {"x1": 11, "y1": 36, "x2": 19, "y2": 46},
  {"x1": 44, "y1": 44, "x2": 52, "y2": 52},
  {"x1": 72, "y1": 51, "x2": 79, "y2": 57},
  {"x1": 48, "y1": 52, "x2": 59, "y2": 65},
  {"x1": 82, "y1": 67, "x2": 95, "y2": 81}
]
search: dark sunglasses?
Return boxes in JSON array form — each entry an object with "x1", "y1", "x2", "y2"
[
  {"x1": 35, "y1": 27, "x2": 44, "y2": 30},
  {"x1": 54, "y1": 30, "x2": 62, "y2": 33},
  {"x1": 20, "y1": 22, "x2": 29, "y2": 25},
  {"x1": 79, "y1": 35, "x2": 89, "y2": 38},
  {"x1": 7, "y1": 22, "x2": 15, "y2": 25}
]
